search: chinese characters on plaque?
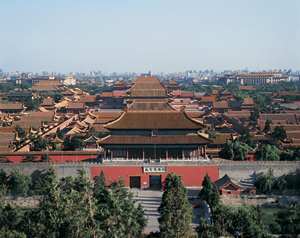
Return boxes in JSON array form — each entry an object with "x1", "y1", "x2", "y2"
[{"x1": 143, "y1": 167, "x2": 167, "y2": 173}]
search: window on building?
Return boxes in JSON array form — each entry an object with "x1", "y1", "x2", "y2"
[{"x1": 152, "y1": 129, "x2": 158, "y2": 136}]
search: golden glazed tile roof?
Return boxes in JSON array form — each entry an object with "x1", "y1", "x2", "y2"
[
  {"x1": 128, "y1": 100, "x2": 174, "y2": 111},
  {"x1": 0, "y1": 103, "x2": 25, "y2": 110},
  {"x1": 211, "y1": 101, "x2": 231, "y2": 109},
  {"x1": 168, "y1": 80, "x2": 180, "y2": 86},
  {"x1": 200, "y1": 96, "x2": 217, "y2": 102},
  {"x1": 242, "y1": 98, "x2": 255, "y2": 105},
  {"x1": 104, "y1": 110, "x2": 206, "y2": 130},
  {"x1": 124, "y1": 76, "x2": 170, "y2": 98},
  {"x1": 51, "y1": 136, "x2": 64, "y2": 143},
  {"x1": 41, "y1": 97, "x2": 55, "y2": 106},
  {"x1": 238, "y1": 86, "x2": 255, "y2": 90}
]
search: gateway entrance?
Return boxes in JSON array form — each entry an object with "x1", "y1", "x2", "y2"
[
  {"x1": 149, "y1": 175, "x2": 161, "y2": 189},
  {"x1": 130, "y1": 176, "x2": 141, "y2": 188}
]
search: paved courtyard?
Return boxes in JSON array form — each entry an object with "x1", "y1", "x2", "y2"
[{"x1": 131, "y1": 188, "x2": 206, "y2": 233}]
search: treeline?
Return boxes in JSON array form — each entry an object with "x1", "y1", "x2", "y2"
[
  {"x1": 0, "y1": 166, "x2": 147, "y2": 237},
  {"x1": 1, "y1": 167, "x2": 300, "y2": 237},
  {"x1": 219, "y1": 133, "x2": 300, "y2": 161},
  {"x1": 198, "y1": 174, "x2": 300, "y2": 237},
  {"x1": 255, "y1": 168, "x2": 300, "y2": 194}
]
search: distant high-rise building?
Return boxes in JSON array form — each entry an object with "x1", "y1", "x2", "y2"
[{"x1": 20, "y1": 72, "x2": 28, "y2": 79}]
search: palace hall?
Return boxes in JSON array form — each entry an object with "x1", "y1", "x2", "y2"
[{"x1": 99, "y1": 76, "x2": 212, "y2": 161}]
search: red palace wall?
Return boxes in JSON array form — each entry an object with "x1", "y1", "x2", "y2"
[{"x1": 91, "y1": 166, "x2": 219, "y2": 187}]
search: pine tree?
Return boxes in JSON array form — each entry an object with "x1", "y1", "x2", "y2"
[
  {"x1": 0, "y1": 169, "x2": 7, "y2": 190},
  {"x1": 21, "y1": 155, "x2": 37, "y2": 163},
  {"x1": 158, "y1": 172, "x2": 193, "y2": 238},
  {"x1": 199, "y1": 173, "x2": 220, "y2": 208},
  {"x1": 34, "y1": 166, "x2": 103, "y2": 237},
  {"x1": 93, "y1": 170, "x2": 110, "y2": 204},
  {"x1": 100, "y1": 176, "x2": 147, "y2": 237},
  {"x1": 40, "y1": 154, "x2": 52, "y2": 162},
  {"x1": 270, "y1": 202, "x2": 300, "y2": 237},
  {"x1": 0, "y1": 188, "x2": 26, "y2": 237},
  {"x1": 8, "y1": 168, "x2": 32, "y2": 197}
]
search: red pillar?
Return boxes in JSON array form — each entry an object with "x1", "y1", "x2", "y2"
[
  {"x1": 104, "y1": 150, "x2": 106, "y2": 160},
  {"x1": 126, "y1": 148, "x2": 129, "y2": 160},
  {"x1": 143, "y1": 148, "x2": 145, "y2": 160},
  {"x1": 166, "y1": 147, "x2": 168, "y2": 159},
  {"x1": 204, "y1": 145, "x2": 207, "y2": 158},
  {"x1": 197, "y1": 147, "x2": 200, "y2": 159},
  {"x1": 182, "y1": 147, "x2": 184, "y2": 159},
  {"x1": 111, "y1": 150, "x2": 113, "y2": 160}
]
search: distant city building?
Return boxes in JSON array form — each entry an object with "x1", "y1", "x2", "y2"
[
  {"x1": 20, "y1": 72, "x2": 28, "y2": 79},
  {"x1": 60, "y1": 75, "x2": 76, "y2": 85},
  {"x1": 217, "y1": 72, "x2": 288, "y2": 85}
]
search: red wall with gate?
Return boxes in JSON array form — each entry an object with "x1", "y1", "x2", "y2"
[{"x1": 91, "y1": 166, "x2": 219, "y2": 187}]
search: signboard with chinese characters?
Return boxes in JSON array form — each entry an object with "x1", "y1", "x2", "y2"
[{"x1": 143, "y1": 167, "x2": 167, "y2": 173}]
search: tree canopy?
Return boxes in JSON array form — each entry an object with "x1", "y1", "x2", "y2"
[
  {"x1": 198, "y1": 173, "x2": 220, "y2": 208},
  {"x1": 219, "y1": 140, "x2": 253, "y2": 161},
  {"x1": 158, "y1": 172, "x2": 193, "y2": 238}
]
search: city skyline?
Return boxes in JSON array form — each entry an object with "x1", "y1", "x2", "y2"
[{"x1": 1, "y1": 0, "x2": 299, "y2": 74}]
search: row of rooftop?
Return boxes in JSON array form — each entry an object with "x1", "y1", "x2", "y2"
[{"x1": 1, "y1": 76, "x2": 300, "y2": 161}]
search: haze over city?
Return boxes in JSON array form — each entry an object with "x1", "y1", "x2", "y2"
[{"x1": 1, "y1": 0, "x2": 299, "y2": 74}]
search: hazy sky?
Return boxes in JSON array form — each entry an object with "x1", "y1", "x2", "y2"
[{"x1": 1, "y1": 0, "x2": 299, "y2": 74}]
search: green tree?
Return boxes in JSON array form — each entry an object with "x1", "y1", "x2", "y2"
[
  {"x1": 0, "y1": 169, "x2": 8, "y2": 191},
  {"x1": 8, "y1": 168, "x2": 32, "y2": 197},
  {"x1": 24, "y1": 98, "x2": 40, "y2": 111},
  {"x1": 197, "y1": 203, "x2": 234, "y2": 238},
  {"x1": 233, "y1": 205, "x2": 271, "y2": 238},
  {"x1": 32, "y1": 126, "x2": 39, "y2": 132},
  {"x1": 196, "y1": 217, "x2": 215, "y2": 238},
  {"x1": 21, "y1": 155, "x2": 37, "y2": 163},
  {"x1": 0, "y1": 156, "x2": 12, "y2": 163},
  {"x1": 262, "y1": 144, "x2": 280, "y2": 161},
  {"x1": 67, "y1": 136, "x2": 86, "y2": 150},
  {"x1": 32, "y1": 177, "x2": 45, "y2": 195},
  {"x1": 0, "y1": 191, "x2": 26, "y2": 238},
  {"x1": 93, "y1": 170, "x2": 110, "y2": 204},
  {"x1": 237, "y1": 133, "x2": 257, "y2": 149},
  {"x1": 280, "y1": 149, "x2": 294, "y2": 161},
  {"x1": 104, "y1": 176, "x2": 147, "y2": 237},
  {"x1": 256, "y1": 168, "x2": 274, "y2": 194},
  {"x1": 158, "y1": 172, "x2": 193, "y2": 238},
  {"x1": 270, "y1": 202, "x2": 300, "y2": 237},
  {"x1": 199, "y1": 173, "x2": 220, "y2": 208},
  {"x1": 28, "y1": 134, "x2": 36, "y2": 141},
  {"x1": 206, "y1": 127, "x2": 220, "y2": 139},
  {"x1": 15, "y1": 125, "x2": 27, "y2": 139},
  {"x1": 58, "y1": 175, "x2": 74, "y2": 194},
  {"x1": 273, "y1": 178, "x2": 287, "y2": 195},
  {"x1": 53, "y1": 93, "x2": 63, "y2": 103},
  {"x1": 271, "y1": 125, "x2": 286, "y2": 139},
  {"x1": 28, "y1": 166, "x2": 103, "y2": 237},
  {"x1": 33, "y1": 137, "x2": 49, "y2": 151},
  {"x1": 264, "y1": 119, "x2": 273, "y2": 131},
  {"x1": 219, "y1": 140, "x2": 253, "y2": 161},
  {"x1": 52, "y1": 143, "x2": 59, "y2": 151},
  {"x1": 86, "y1": 127, "x2": 101, "y2": 139},
  {"x1": 197, "y1": 204, "x2": 271, "y2": 238},
  {"x1": 40, "y1": 154, "x2": 52, "y2": 162}
]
